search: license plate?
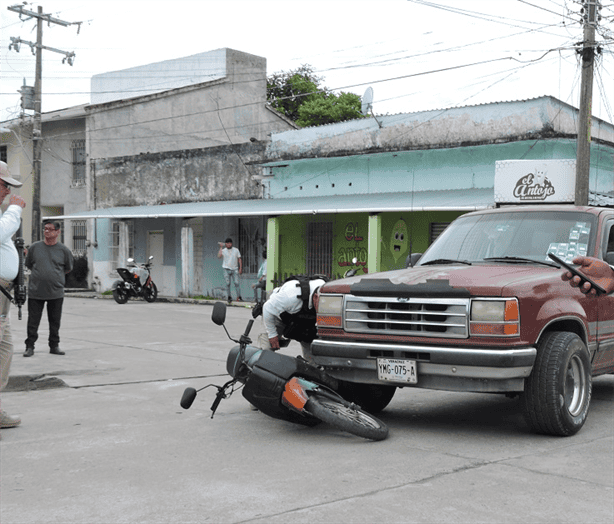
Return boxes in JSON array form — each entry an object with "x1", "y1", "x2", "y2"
[{"x1": 377, "y1": 358, "x2": 418, "y2": 384}]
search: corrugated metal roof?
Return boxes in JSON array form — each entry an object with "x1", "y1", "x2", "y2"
[{"x1": 47, "y1": 188, "x2": 495, "y2": 220}]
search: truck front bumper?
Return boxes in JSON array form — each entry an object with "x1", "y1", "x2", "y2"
[{"x1": 308, "y1": 339, "x2": 537, "y2": 393}]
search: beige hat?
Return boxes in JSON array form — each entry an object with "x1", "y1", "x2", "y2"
[{"x1": 0, "y1": 161, "x2": 23, "y2": 188}]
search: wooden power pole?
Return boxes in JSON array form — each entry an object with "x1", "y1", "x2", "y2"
[
  {"x1": 575, "y1": 0, "x2": 601, "y2": 206},
  {"x1": 7, "y1": 5, "x2": 80, "y2": 242}
]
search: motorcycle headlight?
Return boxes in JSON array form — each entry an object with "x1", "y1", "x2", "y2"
[{"x1": 316, "y1": 294, "x2": 343, "y2": 328}]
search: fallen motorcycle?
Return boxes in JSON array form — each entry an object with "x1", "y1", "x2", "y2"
[
  {"x1": 180, "y1": 302, "x2": 389, "y2": 441},
  {"x1": 112, "y1": 256, "x2": 158, "y2": 304}
]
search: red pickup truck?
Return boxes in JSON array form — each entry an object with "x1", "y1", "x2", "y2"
[{"x1": 311, "y1": 205, "x2": 614, "y2": 436}]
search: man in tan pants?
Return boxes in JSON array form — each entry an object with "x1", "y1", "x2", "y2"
[{"x1": 0, "y1": 161, "x2": 26, "y2": 433}]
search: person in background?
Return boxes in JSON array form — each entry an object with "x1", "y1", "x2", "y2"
[
  {"x1": 23, "y1": 220, "x2": 74, "y2": 357},
  {"x1": 217, "y1": 237, "x2": 242, "y2": 304},
  {"x1": 252, "y1": 250, "x2": 267, "y2": 303},
  {"x1": 0, "y1": 161, "x2": 26, "y2": 432},
  {"x1": 560, "y1": 256, "x2": 614, "y2": 295}
]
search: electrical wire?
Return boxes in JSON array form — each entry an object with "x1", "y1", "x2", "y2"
[{"x1": 2, "y1": 1, "x2": 611, "y2": 142}]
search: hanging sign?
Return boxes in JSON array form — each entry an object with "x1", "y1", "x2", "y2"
[{"x1": 494, "y1": 159, "x2": 576, "y2": 204}]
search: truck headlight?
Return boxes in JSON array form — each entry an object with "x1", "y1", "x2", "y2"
[
  {"x1": 470, "y1": 299, "x2": 519, "y2": 336},
  {"x1": 316, "y1": 295, "x2": 343, "y2": 328}
]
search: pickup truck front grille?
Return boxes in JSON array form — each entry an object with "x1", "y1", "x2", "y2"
[{"x1": 344, "y1": 295, "x2": 469, "y2": 338}]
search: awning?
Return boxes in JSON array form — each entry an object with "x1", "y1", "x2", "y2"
[{"x1": 47, "y1": 188, "x2": 495, "y2": 220}]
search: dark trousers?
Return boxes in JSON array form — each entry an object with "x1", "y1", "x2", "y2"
[
  {"x1": 25, "y1": 297, "x2": 64, "y2": 349},
  {"x1": 253, "y1": 280, "x2": 266, "y2": 303}
]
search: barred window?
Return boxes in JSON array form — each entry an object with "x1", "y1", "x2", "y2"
[
  {"x1": 238, "y1": 217, "x2": 263, "y2": 274},
  {"x1": 430, "y1": 222, "x2": 451, "y2": 245},
  {"x1": 307, "y1": 222, "x2": 333, "y2": 277},
  {"x1": 71, "y1": 140, "x2": 85, "y2": 185},
  {"x1": 110, "y1": 221, "x2": 134, "y2": 268},
  {"x1": 72, "y1": 220, "x2": 87, "y2": 257}
]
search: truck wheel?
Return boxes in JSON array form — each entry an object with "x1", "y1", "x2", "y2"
[
  {"x1": 521, "y1": 331, "x2": 592, "y2": 436},
  {"x1": 337, "y1": 381, "x2": 396, "y2": 414}
]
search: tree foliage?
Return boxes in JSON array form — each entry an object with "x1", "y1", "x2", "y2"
[{"x1": 267, "y1": 65, "x2": 363, "y2": 127}]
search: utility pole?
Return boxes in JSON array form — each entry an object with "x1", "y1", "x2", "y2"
[
  {"x1": 7, "y1": 4, "x2": 81, "y2": 242},
  {"x1": 575, "y1": 0, "x2": 601, "y2": 206}
]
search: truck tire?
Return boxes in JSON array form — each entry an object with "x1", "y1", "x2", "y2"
[
  {"x1": 337, "y1": 381, "x2": 396, "y2": 414},
  {"x1": 521, "y1": 331, "x2": 592, "y2": 436}
]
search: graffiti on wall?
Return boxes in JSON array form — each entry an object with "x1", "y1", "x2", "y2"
[{"x1": 338, "y1": 222, "x2": 367, "y2": 269}]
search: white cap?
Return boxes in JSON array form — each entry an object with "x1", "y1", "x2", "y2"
[{"x1": 0, "y1": 161, "x2": 23, "y2": 187}]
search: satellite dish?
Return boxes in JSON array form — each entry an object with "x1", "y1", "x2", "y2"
[
  {"x1": 361, "y1": 86, "x2": 382, "y2": 128},
  {"x1": 361, "y1": 87, "x2": 374, "y2": 116}
]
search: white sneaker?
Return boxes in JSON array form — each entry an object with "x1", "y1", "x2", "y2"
[{"x1": 0, "y1": 410, "x2": 21, "y2": 428}]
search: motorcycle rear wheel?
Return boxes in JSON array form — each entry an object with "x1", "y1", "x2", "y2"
[
  {"x1": 112, "y1": 286, "x2": 129, "y2": 304},
  {"x1": 143, "y1": 282, "x2": 158, "y2": 303},
  {"x1": 305, "y1": 392, "x2": 389, "y2": 441}
]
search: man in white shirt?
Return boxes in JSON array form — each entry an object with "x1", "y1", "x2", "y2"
[
  {"x1": 0, "y1": 162, "x2": 26, "y2": 431},
  {"x1": 259, "y1": 277, "x2": 326, "y2": 357},
  {"x1": 217, "y1": 237, "x2": 243, "y2": 304}
]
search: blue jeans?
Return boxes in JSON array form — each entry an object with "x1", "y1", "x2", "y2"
[{"x1": 223, "y1": 268, "x2": 241, "y2": 299}]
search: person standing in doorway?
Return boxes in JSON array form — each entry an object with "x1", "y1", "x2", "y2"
[
  {"x1": 23, "y1": 220, "x2": 74, "y2": 357},
  {"x1": 252, "y1": 249, "x2": 267, "y2": 303},
  {"x1": 0, "y1": 161, "x2": 26, "y2": 431},
  {"x1": 217, "y1": 237, "x2": 243, "y2": 304}
]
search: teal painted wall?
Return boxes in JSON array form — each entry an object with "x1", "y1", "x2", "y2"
[{"x1": 267, "y1": 139, "x2": 613, "y2": 199}]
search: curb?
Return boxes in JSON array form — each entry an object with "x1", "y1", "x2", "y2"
[{"x1": 64, "y1": 289, "x2": 255, "y2": 307}]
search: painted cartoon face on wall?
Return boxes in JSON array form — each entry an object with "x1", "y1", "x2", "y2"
[{"x1": 389, "y1": 219, "x2": 409, "y2": 262}]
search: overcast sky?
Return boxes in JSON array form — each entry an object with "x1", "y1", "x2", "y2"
[{"x1": 1, "y1": 0, "x2": 613, "y2": 124}]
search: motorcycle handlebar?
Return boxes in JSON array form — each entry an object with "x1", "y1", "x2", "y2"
[
  {"x1": 243, "y1": 319, "x2": 254, "y2": 338},
  {"x1": 210, "y1": 390, "x2": 224, "y2": 416}
]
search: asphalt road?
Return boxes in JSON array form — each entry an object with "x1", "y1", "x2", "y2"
[{"x1": 1, "y1": 296, "x2": 613, "y2": 524}]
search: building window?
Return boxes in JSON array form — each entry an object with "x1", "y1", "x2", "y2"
[
  {"x1": 72, "y1": 220, "x2": 87, "y2": 257},
  {"x1": 307, "y1": 222, "x2": 333, "y2": 277},
  {"x1": 238, "y1": 217, "x2": 264, "y2": 274},
  {"x1": 430, "y1": 222, "x2": 451, "y2": 245},
  {"x1": 0, "y1": 145, "x2": 7, "y2": 163},
  {"x1": 71, "y1": 140, "x2": 85, "y2": 186},
  {"x1": 110, "y1": 221, "x2": 134, "y2": 269}
]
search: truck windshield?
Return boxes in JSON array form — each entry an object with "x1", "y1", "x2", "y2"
[{"x1": 419, "y1": 211, "x2": 597, "y2": 266}]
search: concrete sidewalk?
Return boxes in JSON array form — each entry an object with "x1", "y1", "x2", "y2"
[{"x1": 1, "y1": 296, "x2": 613, "y2": 524}]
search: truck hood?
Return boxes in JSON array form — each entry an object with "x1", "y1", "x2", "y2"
[{"x1": 322, "y1": 263, "x2": 565, "y2": 298}]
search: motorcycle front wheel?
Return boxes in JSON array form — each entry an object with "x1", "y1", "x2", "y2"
[
  {"x1": 143, "y1": 282, "x2": 158, "y2": 303},
  {"x1": 305, "y1": 392, "x2": 389, "y2": 441},
  {"x1": 113, "y1": 286, "x2": 129, "y2": 304}
]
